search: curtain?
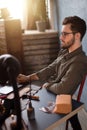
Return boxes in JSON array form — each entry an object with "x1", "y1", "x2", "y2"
[{"x1": 26, "y1": 0, "x2": 48, "y2": 30}]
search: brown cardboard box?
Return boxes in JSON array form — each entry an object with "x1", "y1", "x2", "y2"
[{"x1": 53, "y1": 94, "x2": 72, "y2": 114}]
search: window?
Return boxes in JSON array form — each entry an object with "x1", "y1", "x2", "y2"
[
  {"x1": 0, "y1": 0, "x2": 50, "y2": 30},
  {"x1": 25, "y1": 0, "x2": 49, "y2": 30},
  {"x1": 0, "y1": 0, "x2": 24, "y2": 19}
]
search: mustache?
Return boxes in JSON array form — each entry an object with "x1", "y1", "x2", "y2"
[{"x1": 60, "y1": 40, "x2": 65, "y2": 44}]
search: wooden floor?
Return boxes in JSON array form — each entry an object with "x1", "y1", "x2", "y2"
[{"x1": 54, "y1": 108, "x2": 87, "y2": 130}]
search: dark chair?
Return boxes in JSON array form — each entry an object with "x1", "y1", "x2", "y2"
[{"x1": 65, "y1": 75, "x2": 86, "y2": 130}]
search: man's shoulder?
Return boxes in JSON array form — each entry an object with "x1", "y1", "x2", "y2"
[{"x1": 73, "y1": 52, "x2": 87, "y2": 65}]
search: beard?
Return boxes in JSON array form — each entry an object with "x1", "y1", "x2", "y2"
[{"x1": 61, "y1": 36, "x2": 75, "y2": 49}]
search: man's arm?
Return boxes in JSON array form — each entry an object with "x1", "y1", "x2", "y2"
[
  {"x1": 17, "y1": 58, "x2": 58, "y2": 84},
  {"x1": 17, "y1": 73, "x2": 39, "y2": 83},
  {"x1": 46, "y1": 62, "x2": 87, "y2": 95}
]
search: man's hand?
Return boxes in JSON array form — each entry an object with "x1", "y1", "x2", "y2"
[
  {"x1": 42, "y1": 82, "x2": 50, "y2": 88},
  {"x1": 17, "y1": 74, "x2": 29, "y2": 83},
  {"x1": 17, "y1": 73, "x2": 39, "y2": 83}
]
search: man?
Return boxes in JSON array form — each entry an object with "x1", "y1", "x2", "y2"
[{"x1": 17, "y1": 16, "x2": 87, "y2": 130}]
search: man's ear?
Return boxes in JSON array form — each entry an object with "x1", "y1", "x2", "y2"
[{"x1": 75, "y1": 32, "x2": 81, "y2": 40}]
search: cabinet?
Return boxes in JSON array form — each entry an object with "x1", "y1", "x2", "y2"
[
  {"x1": 22, "y1": 30, "x2": 60, "y2": 74},
  {"x1": 0, "y1": 19, "x2": 23, "y2": 71}
]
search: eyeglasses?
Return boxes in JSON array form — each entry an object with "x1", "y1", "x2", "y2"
[{"x1": 60, "y1": 32, "x2": 77, "y2": 37}]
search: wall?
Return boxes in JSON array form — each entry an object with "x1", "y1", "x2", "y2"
[
  {"x1": 22, "y1": 30, "x2": 60, "y2": 74},
  {"x1": 55, "y1": 0, "x2": 87, "y2": 54},
  {"x1": 52, "y1": 0, "x2": 87, "y2": 111}
]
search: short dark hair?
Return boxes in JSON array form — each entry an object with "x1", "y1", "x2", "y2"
[{"x1": 62, "y1": 16, "x2": 86, "y2": 41}]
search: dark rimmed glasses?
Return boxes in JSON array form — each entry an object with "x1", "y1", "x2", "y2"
[{"x1": 60, "y1": 32, "x2": 77, "y2": 37}]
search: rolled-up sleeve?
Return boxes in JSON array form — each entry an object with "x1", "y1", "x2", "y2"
[
  {"x1": 36, "y1": 59, "x2": 58, "y2": 82},
  {"x1": 47, "y1": 61, "x2": 87, "y2": 95}
]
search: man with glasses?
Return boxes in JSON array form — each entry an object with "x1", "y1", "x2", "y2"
[{"x1": 17, "y1": 16, "x2": 87, "y2": 130}]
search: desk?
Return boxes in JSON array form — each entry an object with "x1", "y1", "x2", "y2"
[{"x1": 4, "y1": 85, "x2": 84, "y2": 130}]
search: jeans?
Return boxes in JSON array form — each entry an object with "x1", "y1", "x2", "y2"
[{"x1": 69, "y1": 114, "x2": 82, "y2": 130}]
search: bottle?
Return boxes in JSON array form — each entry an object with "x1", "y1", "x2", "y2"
[
  {"x1": 10, "y1": 114, "x2": 17, "y2": 130},
  {"x1": 27, "y1": 100, "x2": 35, "y2": 120}
]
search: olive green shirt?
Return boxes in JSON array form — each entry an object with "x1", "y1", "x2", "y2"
[{"x1": 36, "y1": 46, "x2": 87, "y2": 95}]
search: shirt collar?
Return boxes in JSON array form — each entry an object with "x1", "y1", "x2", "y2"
[{"x1": 64, "y1": 46, "x2": 84, "y2": 60}]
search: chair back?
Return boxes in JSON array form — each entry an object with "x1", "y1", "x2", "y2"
[
  {"x1": 65, "y1": 75, "x2": 86, "y2": 130},
  {"x1": 77, "y1": 75, "x2": 86, "y2": 101}
]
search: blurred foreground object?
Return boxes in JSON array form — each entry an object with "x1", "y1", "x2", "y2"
[{"x1": 0, "y1": 54, "x2": 25, "y2": 130}]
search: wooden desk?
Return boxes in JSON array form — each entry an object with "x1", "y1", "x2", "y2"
[{"x1": 4, "y1": 86, "x2": 84, "y2": 130}]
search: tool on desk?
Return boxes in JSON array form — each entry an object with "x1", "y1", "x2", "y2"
[
  {"x1": 10, "y1": 114, "x2": 17, "y2": 130},
  {"x1": 22, "y1": 94, "x2": 39, "y2": 101},
  {"x1": 0, "y1": 101, "x2": 5, "y2": 115},
  {"x1": 27, "y1": 77, "x2": 35, "y2": 120},
  {"x1": 0, "y1": 83, "x2": 23, "y2": 95},
  {"x1": 0, "y1": 94, "x2": 7, "y2": 99}
]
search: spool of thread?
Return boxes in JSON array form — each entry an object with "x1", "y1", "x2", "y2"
[{"x1": 27, "y1": 101, "x2": 35, "y2": 120}]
